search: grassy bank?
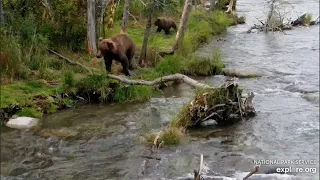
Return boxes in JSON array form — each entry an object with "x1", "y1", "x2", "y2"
[{"x1": 1, "y1": 1, "x2": 245, "y2": 123}]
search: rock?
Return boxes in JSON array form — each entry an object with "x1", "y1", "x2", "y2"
[
  {"x1": 6, "y1": 116, "x2": 39, "y2": 129},
  {"x1": 9, "y1": 167, "x2": 28, "y2": 176},
  {"x1": 200, "y1": 119, "x2": 218, "y2": 126},
  {"x1": 35, "y1": 128, "x2": 79, "y2": 139},
  {"x1": 222, "y1": 67, "x2": 262, "y2": 78}
]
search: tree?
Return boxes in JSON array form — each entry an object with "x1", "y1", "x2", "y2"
[
  {"x1": 121, "y1": 0, "x2": 130, "y2": 33},
  {"x1": 99, "y1": 0, "x2": 110, "y2": 38},
  {"x1": 171, "y1": 0, "x2": 192, "y2": 53},
  {"x1": 139, "y1": 0, "x2": 156, "y2": 67},
  {"x1": 209, "y1": 0, "x2": 216, "y2": 10},
  {"x1": 107, "y1": 0, "x2": 119, "y2": 28},
  {"x1": 0, "y1": 0, "x2": 4, "y2": 26},
  {"x1": 87, "y1": 0, "x2": 97, "y2": 55}
]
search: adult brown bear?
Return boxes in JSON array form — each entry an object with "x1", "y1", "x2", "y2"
[
  {"x1": 154, "y1": 18, "x2": 177, "y2": 34},
  {"x1": 96, "y1": 33, "x2": 136, "y2": 76}
]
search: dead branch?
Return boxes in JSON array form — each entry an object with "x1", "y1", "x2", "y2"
[
  {"x1": 194, "y1": 154, "x2": 203, "y2": 180},
  {"x1": 243, "y1": 166, "x2": 260, "y2": 180},
  {"x1": 47, "y1": 49, "x2": 93, "y2": 74},
  {"x1": 108, "y1": 73, "x2": 213, "y2": 89}
]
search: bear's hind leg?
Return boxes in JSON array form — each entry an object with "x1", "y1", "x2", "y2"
[
  {"x1": 119, "y1": 56, "x2": 131, "y2": 76},
  {"x1": 126, "y1": 50, "x2": 135, "y2": 70}
]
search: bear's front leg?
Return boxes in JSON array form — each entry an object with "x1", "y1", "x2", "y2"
[
  {"x1": 157, "y1": 27, "x2": 162, "y2": 32},
  {"x1": 104, "y1": 57, "x2": 113, "y2": 73}
]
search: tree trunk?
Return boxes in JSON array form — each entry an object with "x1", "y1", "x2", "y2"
[
  {"x1": 171, "y1": 0, "x2": 192, "y2": 53},
  {"x1": 107, "y1": 0, "x2": 118, "y2": 28},
  {"x1": 121, "y1": 0, "x2": 130, "y2": 33},
  {"x1": 139, "y1": 0, "x2": 156, "y2": 67},
  {"x1": 0, "y1": 0, "x2": 4, "y2": 26},
  {"x1": 209, "y1": 0, "x2": 216, "y2": 10},
  {"x1": 87, "y1": 0, "x2": 97, "y2": 55},
  {"x1": 99, "y1": 0, "x2": 109, "y2": 38}
]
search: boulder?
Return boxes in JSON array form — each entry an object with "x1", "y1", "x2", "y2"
[{"x1": 6, "y1": 116, "x2": 39, "y2": 129}]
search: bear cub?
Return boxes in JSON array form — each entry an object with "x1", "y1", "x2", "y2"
[
  {"x1": 154, "y1": 18, "x2": 177, "y2": 35},
  {"x1": 96, "y1": 33, "x2": 136, "y2": 76}
]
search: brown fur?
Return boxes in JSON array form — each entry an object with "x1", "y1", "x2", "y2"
[
  {"x1": 96, "y1": 33, "x2": 136, "y2": 76},
  {"x1": 154, "y1": 18, "x2": 177, "y2": 34}
]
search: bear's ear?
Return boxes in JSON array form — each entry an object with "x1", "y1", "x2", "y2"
[
  {"x1": 106, "y1": 40, "x2": 114, "y2": 48},
  {"x1": 106, "y1": 40, "x2": 117, "y2": 52}
]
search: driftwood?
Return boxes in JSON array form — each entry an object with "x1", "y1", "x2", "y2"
[
  {"x1": 176, "y1": 79, "x2": 256, "y2": 127},
  {"x1": 247, "y1": 13, "x2": 319, "y2": 33},
  {"x1": 243, "y1": 166, "x2": 260, "y2": 180},
  {"x1": 193, "y1": 154, "x2": 203, "y2": 180},
  {"x1": 108, "y1": 73, "x2": 212, "y2": 89}
]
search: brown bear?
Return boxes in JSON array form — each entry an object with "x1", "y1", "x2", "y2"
[
  {"x1": 154, "y1": 18, "x2": 177, "y2": 35},
  {"x1": 96, "y1": 33, "x2": 136, "y2": 76}
]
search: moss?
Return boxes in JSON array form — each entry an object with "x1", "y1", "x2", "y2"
[
  {"x1": 17, "y1": 107, "x2": 42, "y2": 118},
  {"x1": 1, "y1": 81, "x2": 56, "y2": 108}
]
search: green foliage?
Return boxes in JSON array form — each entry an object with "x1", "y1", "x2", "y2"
[
  {"x1": 304, "y1": 14, "x2": 312, "y2": 25},
  {"x1": 182, "y1": 48, "x2": 225, "y2": 76},
  {"x1": 170, "y1": 104, "x2": 193, "y2": 128},
  {"x1": 155, "y1": 54, "x2": 183, "y2": 75},
  {"x1": 112, "y1": 85, "x2": 154, "y2": 103},
  {"x1": 0, "y1": 35, "x2": 22, "y2": 79},
  {"x1": 63, "y1": 71, "x2": 76, "y2": 87},
  {"x1": 160, "y1": 127, "x2": 185, "y2": 146},
  {"x1": 17, "y1": 107, "x2": 42, "y2": 118}
]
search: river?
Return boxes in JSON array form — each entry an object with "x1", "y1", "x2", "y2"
[{"x1": 1, "y1": 0, "x2": 319, "y2": 179}]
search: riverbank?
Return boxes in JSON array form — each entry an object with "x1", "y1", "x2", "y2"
[{"x1": 1, "y1": 6, "x2": 245, "y2": 124}]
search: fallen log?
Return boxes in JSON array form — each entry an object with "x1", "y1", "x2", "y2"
[
  {"x1": 47, "y1": 49, "x2": 213, "y2": 89},
  {"x1": 108, "y1": 73, "x2": 212, "y2": 89}
]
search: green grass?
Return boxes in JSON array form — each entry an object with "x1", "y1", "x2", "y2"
[
  {"x1": 304, "y1": 14, "x2": 312, "y2": 25},
  {"x1": 1, "y1": 81, "x2": 56, "y2": 108},
  {"x1": 112, "y1": 85, "x2": 155, "y2": 103},
  {"x1": 17, "y1": 107, "x2": 42, "y2": 118}
]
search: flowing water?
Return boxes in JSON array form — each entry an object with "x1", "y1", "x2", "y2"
[{"x1": 1, "y1": 0, "x2": 319, "y2": 179}]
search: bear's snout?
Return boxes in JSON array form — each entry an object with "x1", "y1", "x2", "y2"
[{"x1": 96, "y1": 55, "x2": 102, "y2": 58}]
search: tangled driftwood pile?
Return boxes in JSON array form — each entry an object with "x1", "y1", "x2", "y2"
[
  {"x1": 176, "y1": 79, "x2": 256, "y2": 128},
  {"x1": 247, "y1": 13, "x2": 319, "y2": 33}
]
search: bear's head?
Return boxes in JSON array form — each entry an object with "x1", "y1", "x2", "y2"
[
  {"x1": 154, "y1": 18, "x2": 162, "y2": 26},
  {"x1": 96, "y1": 38, "x2": 117, "y2": 58}
]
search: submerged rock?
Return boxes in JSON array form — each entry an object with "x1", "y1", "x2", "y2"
[
  {"x1": 6, "y1": 116, "x2": 39, "y2": 129},
  {"x1": 222, "y1": 67, "x2": 262, "y2": 78}
]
